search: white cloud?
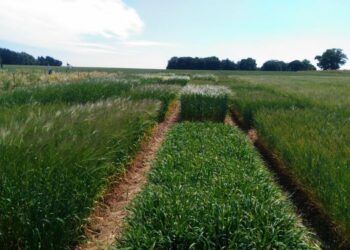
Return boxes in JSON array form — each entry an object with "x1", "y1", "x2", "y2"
[
  {"x1": 123, "y1": 40, "x2": 176, "y2": 47},
  {"x1": 0, "y1": 0, "x2": 144, "y2": 51}
]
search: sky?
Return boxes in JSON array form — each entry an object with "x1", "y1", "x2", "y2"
[{"x1": 0, "y1": 0, "x2": 349, "y2": 69}]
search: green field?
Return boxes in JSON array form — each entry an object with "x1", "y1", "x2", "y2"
[
  {"x1": 0, "y1": 66, "x2": 349, "y2": 249},
  {"x1": 116, "y1": 122, "x2": 319, "y2": 249},
  {"x1": 224, "y1": 73, "x2": 350, "y2": 240}
]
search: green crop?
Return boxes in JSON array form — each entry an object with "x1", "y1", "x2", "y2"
[
  {"x1": 137, "y1": 73, "x2": 190, "y2": 86},
  {"x1": 227, "y1": 73, "x2": 350, "y2": 239},
  {"x1": 126, "y1": 84, "x2": 181, "y2": 121},
  {"x1": 0, "y1": 99, "x2": 159, "y2": 249},
  {"x1": 116, "y1": 122, "x2": 319, "y2": 249},
  {"x1": 0, "y1": 80, "x2": 133, "y2": 107},
  {"x1": 180, "y1": 85, "x2": 230, "y2": 122}
]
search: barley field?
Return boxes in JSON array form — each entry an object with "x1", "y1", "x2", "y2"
[{"x1": 0, "y1": 66, "x2": 349, "y2": 249}]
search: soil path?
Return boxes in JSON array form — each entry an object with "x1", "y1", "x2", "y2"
[
  {"x1": 226, "y1": 110, "x2": 349, "y2": 250},
  {"x1": 77, "y1": 102, "x2": 180, "y2": 250}
]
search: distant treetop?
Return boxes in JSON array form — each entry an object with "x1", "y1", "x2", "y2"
[
  {"x1": 167, "y1": 56, "x2": 316, "y2": 71},
  {"x1": 0, "y1": 48, "x2": 62, "y2": 66},
  {"x1": 167, "y1": 57, "x2": 257, "y2": 71},
  {"x1": 315, "y1": 48, "x2": 348, "y2": 70}
]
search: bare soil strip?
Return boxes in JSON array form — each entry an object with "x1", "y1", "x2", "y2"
[
  {"x1": 227, "y1": 108, "x2": 350, "y2": 250},
  {"x1": 77, "y1": 102, "x2": 180, "y2": 250}
]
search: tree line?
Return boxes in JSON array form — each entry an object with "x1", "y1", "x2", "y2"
[
  {"x1": 0, "y1": 48, "x2": 62, "y2": 67},
  {"x1": 167, "y1": 49, "x2": 348, "y2": 71}
]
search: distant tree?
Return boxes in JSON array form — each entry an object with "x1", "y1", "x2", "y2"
[
  {"x1": 19, "y1": 52, "x2": 37, "y2": 65},
  {"x1": 315, "y1": 48, "x2": 348, "y2": 70},
  {"x1": 167, "y1": 57, "x2": 178, "y2": 69},
  {"x1": 0, "y1": 48, "x2": 62, "y2": 66},
  {"x1": 237, "y1": 58, "x2": 257, "y2": 71},
  {"x1": 167, "y1": 56, "x2": 235, "y2": 70},
  {"x1": 287, "y1": 60, "x2": 305, "y2": 71},
  {"x1": 221, "y1": 59, "x2": 237, "y2": 70},
  {"x1": 203, "y1": 57, "x2": 221, "y2": 70},
  {"x1": 261, "y1": 60, "x2": 288, "y2": 71},
  {"x1": 44, "y1": 56, "x2": 62, "y2": 66},
  {"x1": 302, "y1": 59, "x2": 316, "y2": 71},
  {"x1": 37, "y1": 56, "x2": 62, "y2": 66}
]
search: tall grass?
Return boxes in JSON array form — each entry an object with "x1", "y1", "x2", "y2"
[
  {"x1": 137, "y1": 73, "x2": 190, "y2": 86},
  {"x1": 0, "y1": 99, "x2": 159, "y2": 249},
  {"x1": 0, "y1": 70, "x2": 122, "y2": 91},
  {"x1": 229, "y1": 83, "x2": 311, "y2": 126},
  {"x1": 0, "y1": 80, "x2": 133, "y2": 107},
  {"x1": 126, "y1": 84, "x2": 181, "y2": 121},
  {"x1": 180, "y1": 85, "x2": 230, "y2": 122},
  {"x1": 0, "y1": 80, "x2": 180, "y2": 122},
  {"x1": 227, "y1": 74, "x2": 350, "y2": 239},
  {"x1": 255, "y1": 108, "x2": 350, "y2": 236},
  {"x1": 116, "y1": 122, "x2": 319, "y2": 249},
  {"x1": 192, "y1": 73, "x2": 218, "y2": 82}
]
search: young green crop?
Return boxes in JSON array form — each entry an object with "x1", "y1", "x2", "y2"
[
  {"x1": 0, "y1": 99, "x2": 159, "y2": 249},
  {"x1": 180, "y1": 85, "x2": 230, "y2": 122},
  {"x1": 116, "y1": 122, "x2": 319, "y2": 249}
]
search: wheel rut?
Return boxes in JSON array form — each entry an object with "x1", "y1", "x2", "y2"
[
  {"x1": 226, "y1": 109, "x2": 350, "y2": 250},
  {"x1": 77, "y1": 102, "x2": 180, "y2": 250}
]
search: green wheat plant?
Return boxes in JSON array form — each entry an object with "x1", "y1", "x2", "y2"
[
  {"x1": 0, "y1": 99, "x2": 159, "y2": 249},
  {"x1": 180, "y1": 84, "x2": 230, "y2": 122},
  {"x1": 116, "y1": 122, "x2": 319, "y2": 249}
]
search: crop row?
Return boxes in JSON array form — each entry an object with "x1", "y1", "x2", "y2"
[
  {"x1": 180, "y1": 85, "x2": 230, "y2": 122},
  {"x1": 116, "y1": 122, "x2": 319, "y2": 249},
  {"x1": 137, "y1": 73, "x2": 190, "y2": 86},
  {"x1": 0, "y1": 99, "x2": 159, "y2": 249},
  {"x1": 229, "y1": 76, "x2": 350, "y2": 239},
  {"x1": 0, "y1": 70, "x2": 122, "y2": 91},
  {"x1": 0, "y1": 80, "x2": 182, "y2": 121}
]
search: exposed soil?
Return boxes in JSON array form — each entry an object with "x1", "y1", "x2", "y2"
[
  {"x1": 77, "y1": 102, "x2": 180, "y2": 250},
  {"x1": 227, "y1": 109, "x2": 350, "y2": 250}
]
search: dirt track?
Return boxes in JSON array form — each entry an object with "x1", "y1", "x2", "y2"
[{"x1": 77, "y1": 102, "x2": 180, "y2": 250}]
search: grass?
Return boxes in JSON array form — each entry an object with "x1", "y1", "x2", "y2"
[
  {"x1": 226, "y1": 73, "x2": 350, "y2": 239},
  {"x1": 229, "y1": 83, "x2": 311, "y2": 126},
  {"x1": 180, "y1": 85, "x2": 230, "y2": 122},
  {"x1": 254, "y1": 108, "x2": 350, "y2": 236},
  {"x1": 192, "y1": 73, "x2": 218, "y2": 82},
  {"x1": 137, "y1": 73, "x2": 190, "y2": 86},
  {"x1": 1, "y1": 66, "x2": 350, "y2": 248},
  {"x1": 116, "y1": 122, "x2": 319, "y2": 249},
  {"x1": 0, "y1": 80, "x2": 133, "y2": 107},
  {"x1": 0, "y1": 99, "x2": 159, "y2": 249},
  {"x1": 126, "y1": 84, "x2": 181, "y2": 121},
  {"x1": 0, "y1": 70, "x2": 122, "y2": 91},
  {"x1": 0, "y1": 79, "x2": 181, "y2": 122}
]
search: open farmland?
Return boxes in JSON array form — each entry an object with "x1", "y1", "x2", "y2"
[
  {"x1": 0, "y1": 67, "x2": 349, "y2": 249},
  {"x1": 116, "y1": 122, "x2": 319, "y2": 249},
  {"x1": 224, "y1": 72, "x2": 350, "y2": 245},
  {"x1": 0, "y1": 68, "x2": 182, "y2": 249},
  {"x1": 0, "y1": 99, "x2": 159, "y2": 249}
]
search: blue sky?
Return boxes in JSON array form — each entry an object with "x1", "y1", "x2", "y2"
[{"x1": 0, "y1": 0, "x2": 349, "y2": 68}]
